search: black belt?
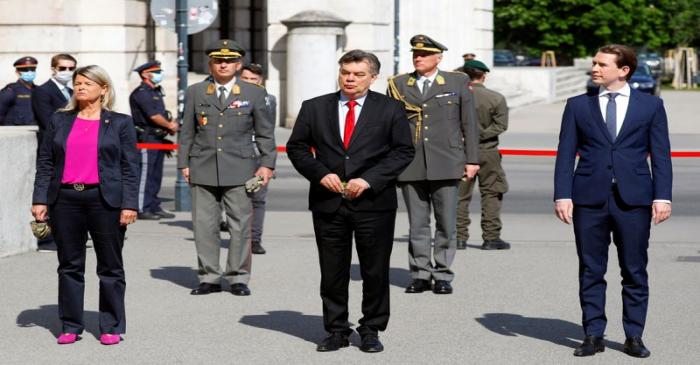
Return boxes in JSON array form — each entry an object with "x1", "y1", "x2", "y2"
[{"x1": 61, "y1": 183, "x2": 99, "y2": 191}]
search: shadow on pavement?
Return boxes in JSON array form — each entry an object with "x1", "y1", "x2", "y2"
[
  {"x1": 159, "y1": 220, "x2": 193, "y2": 231},
  {"x1": 349, "y1": 264, "x2": 412, "y2": 289},
  {"x1": 239, "y1": 310, "x2": 326, "y2": 344},
  {"x1": 16, "y1": 304, "x2": 101, "y2": 340},
  {"x1": 150, "y1": 266, "x2": 198, "y2": 289},
  {"x1": 475, "y1": 313, "x2": 624, "y2": 351}
]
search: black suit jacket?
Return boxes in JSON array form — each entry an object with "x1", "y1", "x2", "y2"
[
  {"x1": 32, "y1": 80, "x2": 71, "y2": 131},
  {"x1": 287, "y1": 90, "x2": 415, "y2": 213},
  {"x1": 33, "y1": 110, "x2": 140, "y2": 210}
]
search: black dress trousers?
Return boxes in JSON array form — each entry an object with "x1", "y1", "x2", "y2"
[
  {"x1": 50, "y1": 187, "x2": 126, "y2": 335},
  {"x1": 312, "y1": 203, "x2": 396, "y2": 337}
]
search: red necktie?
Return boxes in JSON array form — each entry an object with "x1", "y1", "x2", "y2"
[{"x1": 343, "y1": 100, "x2": 357, "y2": 149}]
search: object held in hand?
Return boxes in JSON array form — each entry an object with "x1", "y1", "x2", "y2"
[
  {"x1": 340, "y1": 181, "x2": 350, "y2": 200},
  {"x1": 245, "y1": 176, "x2": 265, "y2": 193},
  {"x1": 30, "y1": 220, "x2": 51, "y2": 239}
]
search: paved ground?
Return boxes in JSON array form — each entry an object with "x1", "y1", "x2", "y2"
[{"x1": 1, "y1": 91, "x2": 699, "y2": 364}]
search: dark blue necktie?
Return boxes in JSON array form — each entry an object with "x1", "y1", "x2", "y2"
[{"x1": 606, "y1": 93, "x2": 619, "y2": 141}]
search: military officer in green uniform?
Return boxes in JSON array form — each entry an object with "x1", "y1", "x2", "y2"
[
  {"x1": 456, "y1": 60, "x2": 511, "y2": 251},
  {"x1": 177, "y1": 39, "x2": 276, "y2": 297},
  {"x1": 387, "y1": 35, "x2": 479, "y2": 295}
]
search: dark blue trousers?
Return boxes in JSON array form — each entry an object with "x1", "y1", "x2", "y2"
[
  {"x1": 50, "y1": 188, "x2": 126, "y2": 335},
  {"x1": 138, "y1": 135, "x2": 165, "y2": 213},
  {"x1": 573, "y1": 185, "x2": 651, "y2": 338}
]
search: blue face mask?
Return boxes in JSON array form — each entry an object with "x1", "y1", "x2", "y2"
[
  {"x1": 150, "y1": 72, "x2": 163, "y2": 84},
  {"x1": 19, "y1": 71, "x2": 36, "y2": 83}
]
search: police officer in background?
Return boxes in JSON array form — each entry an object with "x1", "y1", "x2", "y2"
[
  {"x1": 0, "y1": 56, "x2": 38, "y2": 126},
  {"x1": 456, "y1": 60, "x2": 511, "y2": 251},
  {"x1": 387, "y1": 35, "x2": 479, "y2": 295},
  {"x1": 178, "y1": 39, "x2": 276, "y2": 296},
  {"x1": 129, "y1": 60, "x2": 178, "y2": 220}
]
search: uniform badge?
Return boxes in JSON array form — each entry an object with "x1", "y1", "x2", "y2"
[
  {"x1": 198, "y1": 111, "x2": 208, "y2": 126},
  {"x1": 229, "y1": 100, "x2": 250, "y2": 109}
]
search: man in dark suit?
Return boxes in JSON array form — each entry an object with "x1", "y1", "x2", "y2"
[
  {"x1": 287, "y1": 50, "x2": 414, "y2": 353},
  {"x1": 554, "y1": 44, "x2": 672, "y2": 358},
  {"x1": 31, "y1": 53, "x2": 76, "y2": 252}
]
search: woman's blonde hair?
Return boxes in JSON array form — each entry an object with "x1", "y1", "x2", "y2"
[{"x1": 60, "y1": 65, "x2": 116, "y2": 111}]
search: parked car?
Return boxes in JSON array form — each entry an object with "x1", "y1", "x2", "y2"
[
  {"x1": 638, "y1": 52, "x2": 663, "y2": 78},
  {"x1": 587, "y1": 64, "x2": 660, "y2": 96},
  {"x1": 494, "y1": 49, "x2": 516, "y2": 66}
]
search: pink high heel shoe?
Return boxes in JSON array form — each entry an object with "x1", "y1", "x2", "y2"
[
  {"x1": 57, "y1": 333, "x2": 78, "y2": 344},
  {"x1": 99, "y1": 333, "x2": 121, "y2": 345}
]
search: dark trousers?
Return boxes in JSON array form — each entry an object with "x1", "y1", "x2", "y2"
[
  {"x1": 573, "y1": 185, "x2": 651, "y2": 338},
  {"x1": 138, "y1": 135, "x2": 165, "y2": 213},
  {"x1": 312, "y1": 205, "x2": 396, "y2": 336},
  {"x1": 50, "y1": 188, "x2": 126, "y2": 335}
]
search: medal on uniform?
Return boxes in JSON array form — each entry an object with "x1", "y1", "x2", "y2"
[{"x1": 198, "y1": 111, "x2": 208, "y2": 126}]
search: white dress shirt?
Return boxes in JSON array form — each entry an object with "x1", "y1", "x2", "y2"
[
  {"x1": 337, "y1": 92, "x2": 367, "y2": 141},
  {"x1": 215, "y1": 77, "x2": 236, "y2": 99},
  {"x1": 417, "y1": 69, "x2": 439, "y2": 93},
  {"x1": 598, "y1": 83, "x2": 630, "y2": 136}
]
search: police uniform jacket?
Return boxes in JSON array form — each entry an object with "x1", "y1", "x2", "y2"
[
  {"x1": 129, "y1": 82, "x2": 167, "y2": 137},
  {"x1": 0, "y1": 80, "x2": 35, "y2": 125},
  {"x1": 471, "y1": 83, "x2": 508, "y2": 150},
  {"x1": 177, "y1": 78, "x2": 276, "y2": 186},
  {"x1": 388, "y1": 70, "x2": 479, "y2": 181}
]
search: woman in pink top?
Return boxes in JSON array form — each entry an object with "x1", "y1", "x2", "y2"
[{"x1": 31, "y1": 65, "x2": 139, "y2": 346}]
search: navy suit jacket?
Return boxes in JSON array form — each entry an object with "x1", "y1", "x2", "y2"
[
  {"x1": 287, "y1": 91, "x2": 415, "y2": 213},
  {"x1": 32, "y1": 80, "x2": 71, "y2": 131},
  {"x1": 33, "y1": 110, "x2": 140, "y2": 210},
  {"x1": 554, "y1": 88, "x2": 672, "y2": 206}
]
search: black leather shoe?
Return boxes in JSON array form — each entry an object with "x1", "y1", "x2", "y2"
[
  {"x1": 190, "y1": 283, "x2": 222, "y2": 295},
  {"x1": 573, "y1": 336, "x2": 605, "y2": 357},
  {"x1": 359, "y1": 333, "x2": 384, "y2": 353},
  {"x1": 316, "y1": 332, "x2": 349, "y2": 352},
  {"x1": 405, "y1": 279, "x2": 431, "y2": 293},
  {"x1": 624, "y1": 337, "x2": 650, "y2": 358},
  {"x1": 252, "y1": 241, "x2": 266, "y2": 254},
  {"x1": 432, "y1": 280, "x2": 453, "y2": 294},
  {"x1": 154, "y1": 210, "x2": 175, "y2": 219},
  {"x1": 220, "y1": 221, "x2": 228, "y2": 231},
  {"x1": 457, "y1": 240, "x2": 468, "y2": 250},
  {"x1": 230, "y1": 283, "x2": 251, "y2": 296},
  {"x1": 137, "y1": 212, "x2": 161, "y2": 220},
  {"x1": 482, "y1": 239, "x2": 511, "y2": 250}
]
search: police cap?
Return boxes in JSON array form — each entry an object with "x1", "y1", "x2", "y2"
[
  {"x1": 463, "y1": 60, "x2": 490, "y2": 72},
  {"x1": 410, "y1": 35, "x2": 447, "y2": 54},
  {"x1": 14, "y1": 56, "x2": 38, "y2": 69},
  {"x1": 206, "y1": 39, "x2": 245, "y2": 60},
  {"x1": 134, "y1": 60, "x2": 162, "y2": 73}
]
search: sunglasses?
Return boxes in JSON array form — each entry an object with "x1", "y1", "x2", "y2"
[{"x1": 55, "y1": 66, "x2": 77, "y2": 71}]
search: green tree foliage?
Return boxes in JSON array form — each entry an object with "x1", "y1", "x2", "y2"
[{"x1": 495, "y1": 0, "x2": 700, "y2": 61}]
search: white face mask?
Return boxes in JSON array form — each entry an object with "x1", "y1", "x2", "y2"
[{"x1": 54, "y1": 71, "x2": 73, "y2": 85}]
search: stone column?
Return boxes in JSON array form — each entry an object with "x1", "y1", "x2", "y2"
[{"x1": 281, "y1": 11, "x2": 350, "y2": 127}]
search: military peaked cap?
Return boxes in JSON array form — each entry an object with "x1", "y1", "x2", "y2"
[
  {"x1": 410, "y1": 34, "x2": 447, "y2": 53},
  {"x1": 206, "y1": 39, "x2": 245, "y2": 59}
]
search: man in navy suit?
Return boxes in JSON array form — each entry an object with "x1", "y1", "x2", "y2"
[
  {"x1": 554, "y1": 44, "x2": 672, "y2": 358},
  {"x1": 31, "y1": 53, "x2": 76, "y2": 252},
  {"x1": 287, "y1": 50, "x2": 414, "y2": 353}
]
